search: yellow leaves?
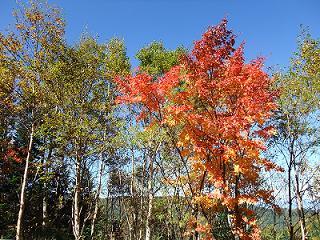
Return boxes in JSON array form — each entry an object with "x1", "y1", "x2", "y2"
[
  {"x1": 0, "y1": 34, "x2": 22, "y2": 54},
  {"x1": 234, "y1": 164, "x2": 240, "y2": 173},
  {"x1": 176, "y1": 140, "x2": 184, "y2": 147},
  {"x1": 191, "y1": 161, "x2": 206, "y2": 171},
  {"x1": 15, "y1": 24, "x2": 24, "y2": 30},
  {"x1": 194, "y1": 195, "x2": 217, "y2": 210},
  {"x1": 184, "y1": 133, "x2": 190, "y2": 141},
  {"x1": 26, "y1": 10, "x2": 44, "y2": 24},
  {"x1": 166, "y1": 118, "x2": 176, "y2": 126},
  {"x1": 225, "y1": 146, "x2": 236, "y2": 159}
]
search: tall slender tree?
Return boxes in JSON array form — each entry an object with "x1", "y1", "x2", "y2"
[
  {"x1": 0, "y1": 2, "x2": 65, "y2": 239},
  {"x1": 272, "y1": 32, "x2": 320, "y2": 240}
]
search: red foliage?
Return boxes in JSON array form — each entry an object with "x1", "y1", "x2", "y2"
[
  {"x1": 5, "y1": 147, "x2": 23, "y2": 163},
  {"x1": 115, "y1": 19, "x2": 279, "y2": 239}
]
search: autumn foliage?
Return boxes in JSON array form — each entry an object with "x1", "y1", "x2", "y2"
[{"x1": 115, "y1": 19, "x2": 280, "y2": 239}]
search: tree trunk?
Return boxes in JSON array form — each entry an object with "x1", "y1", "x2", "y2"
[
  {"x1": 273, "y1": 209, "x2": 277, "y2": 240},
  {"x1": 130, "y1": 148, "x2": 136, "y2": 240},
  {"x1": 42, "y1": 188, "x2": 48, "y2": 227},
  {"x1": 42, "y1": 145, "x2": 52, "y2": 228},
  {"x1": 90, "y1": 159, "x2": 104, "y2": 239},
  {"x1": 288, "y1": 157, "x2": 294, "y2": 240},
  {"x1": 139, "y1": 152, "x2": 147, "y2": 240},
  {"x1": 145, "y1": 152, "x2": 154, "y2": 240},
  {"x1": 294, "y1": 164, "x2": 307, "y2": 240},
  {"x1": 286, "y1": 115, "x2": 295, "y2": 240},
  {"x1": 16, "y1": 123, "x2": 34, "y2": 240},
  {"x1": 73, "y1": 152, "x2": 81, "y2": 240},
  {"x1": 234, "y1": 174, "x2": 241, "y2": 240}
]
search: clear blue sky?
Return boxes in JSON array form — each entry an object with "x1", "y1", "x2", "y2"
[{"x1": 1, "y1": 0, "x2": 319, "y2": 69}]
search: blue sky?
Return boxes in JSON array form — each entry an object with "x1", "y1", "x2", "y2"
[{"x1": 1, "y1": 0, "x2": 319, "y2": 70}]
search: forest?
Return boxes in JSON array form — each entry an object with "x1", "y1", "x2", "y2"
[{"x1": 0, "y1": 1, "x2": 319, "y2": 240}]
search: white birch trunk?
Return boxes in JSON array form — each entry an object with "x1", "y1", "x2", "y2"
[
  {"x1": 16, "y1": 123, "x2": 34, "y2": 240},
  {"x1": 73, "y1": 152, "x2": 81, "y2": 240},
  {"x1": 90, "y1": 159, "x2": 104, "y2": 239}
]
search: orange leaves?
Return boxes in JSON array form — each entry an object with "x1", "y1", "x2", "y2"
[
  {"x1": 238, "y1": 195, "x2": 258, "y2": 205},
  {"x1": 115, "y1": 73, "x2": 158, "y2": 106},
  {"x1": 115, "y1": 66, "x2": 185, "y2": 124},
  {"x1": 185, "y1": 217, "x2": 213, "y2": 240},
  {"x1": 115, "y1": 73, "x2": 163, "y2": 122},
  {"x1": 26, "y1": 10, "x2": 44, "y2": 24},
  {"x1": 157, "y1": 65, "x2": 182, "y2": 95},
  {"x1": 0, "y1": 33, "x2": 22, "y2": 54},
  {"x1": 254, "y1": 126, "x2": 277, "y2": 139},
  {"x1": 3, "y1": 147, "x2": 24, "y2": 163},
  {"x1": 194, "y1": 195, "x2": 216, "y2": 210},
  {"x1": 195, "y1": 223, "x2": 212, "y2": 236},
  {"x1": 115, "y1": 18, "x2": 280, "y2": 239}
]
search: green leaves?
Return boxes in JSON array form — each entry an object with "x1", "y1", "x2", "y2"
[
  {"x1": 105, "y1": 38, "x2": 131, "y2": 79},
  {"x1": 278, "y1": 32, "x2": 320, "y2": 116},
  {"x1": 274, "y1": 32, "x2": 320, "y2": 144},
  {"x1": 136, "y1": 41, "x2": 185, "y2": 76}
]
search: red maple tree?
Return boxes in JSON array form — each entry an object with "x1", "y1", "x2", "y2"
[{"x1": 116, "y1": 19, "x2": 280, "y2": 239}]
